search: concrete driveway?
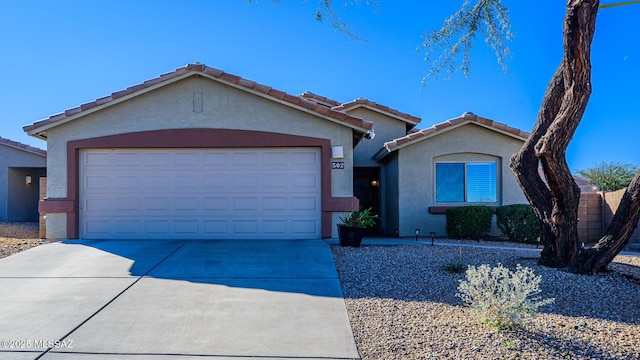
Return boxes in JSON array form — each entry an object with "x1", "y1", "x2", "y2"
[{"x1": 0, "y1": 239, "x2": 359, "y2": 359}]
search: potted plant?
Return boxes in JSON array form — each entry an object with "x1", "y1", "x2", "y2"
[{"x1": 337, "y1": 208, "x2": 379, "y2": 247}]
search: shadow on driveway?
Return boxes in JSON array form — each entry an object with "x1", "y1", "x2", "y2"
[{"x1": 61, "y1": 238, "x2": 344, "y2": 297}]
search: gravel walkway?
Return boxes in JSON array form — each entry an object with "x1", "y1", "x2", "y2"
[{"x1": 332, "y1": 244, "x2": 640, "y2": 360}]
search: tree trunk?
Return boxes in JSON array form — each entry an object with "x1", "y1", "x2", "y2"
[
  {"x1": 569, "y1": 171, "x2": 640, "y2": 274},
  {"x1": 509, "y1": 0, "x2": 599, "y2": 268}
]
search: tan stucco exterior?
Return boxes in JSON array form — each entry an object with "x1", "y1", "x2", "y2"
[
  {"x1": 0, "y1": 142, "x2": 46, "y2": 222},
  {"x1": 384, "y1": 122, "x2": 527, "y2": 236},
  {"x1": 349, "y1": 108, "x2": 410, "y2": 167},
  {"x1": 26, "y1": 64, "x2": 534, "y2": 242},
  {"x1": 40, "y1": 75, "x2": 360, "y2": 239}
]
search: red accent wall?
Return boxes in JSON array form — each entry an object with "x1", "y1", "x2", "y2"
[{"x1": 40, "y1": 129, "x2": 358, "y2": 239}]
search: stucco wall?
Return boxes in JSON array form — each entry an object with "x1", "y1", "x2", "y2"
[
  {"x1": 350, "y1": 108, "x2": 409, "y2": 167},
  {"x1": 43, "y1": 76, "x2": 356, "y2": 239},
  {"x1": 7, "y1": 168, "x2": 46, "y2": 221},
  {"x1": 380, "y1": 152, "x2": 400, "y2": 236},
  {"x1": 0, "y1": 145, "x2": 46, "y2": 222},
  {"x1": 396, "y1": 123, "x2": 527, "y2": 236}
]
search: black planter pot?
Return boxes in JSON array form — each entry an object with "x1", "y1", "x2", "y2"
[{"x1": 337, "y1": 224, "x2": 367, "y2": 247}]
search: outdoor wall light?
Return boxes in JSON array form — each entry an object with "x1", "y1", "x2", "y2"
[
  {"x1": 371, "y1": 179, "x2": 379, "y2": 187},
  {"x1": 331, "y1": 146, "x2": 344, "y2": 159},
  {"x1": 25, "y1": 176, "x2": 32, "y2": 185}
]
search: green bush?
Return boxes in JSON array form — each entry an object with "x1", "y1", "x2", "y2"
[
  {"x1": 445, "y1": 206, "x2": 493, "y2": 240},
  {"x1": 457, "y1": 263, "x2": 555, "y2": 330},
  {"x1": 496, "y1": 204, "x2": 541, "y2": 243}
]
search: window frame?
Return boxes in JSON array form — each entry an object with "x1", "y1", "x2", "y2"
[{"x1": 434, "y1": 161, "x2": 498, "y2": 204}]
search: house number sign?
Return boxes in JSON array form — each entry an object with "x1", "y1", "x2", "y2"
[{"x1": 332, "y1": 162, "x2": 345, "y2": 169}]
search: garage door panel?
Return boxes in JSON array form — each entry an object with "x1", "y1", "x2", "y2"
[
  {"x1": 203, "y1": 197, "x2": 229, "y2": 211},
  {"x1": 144, "y1": 197, "x2": 170, "y2": 211},
  {"x1": 113, "y1": 220, "x2": 139, "y2": 234},
  {"x1": 85, "y1": 152, "x2": 111, "y2": 166},
  {"x1": 175, "y1": 197, "x2": 198, "y2": 211},
  {"x1": 80, "y1": 148, "x2": 321, "y2": 240},
  {"x1": 234, "y1": 174, "x2": 259, "y2": 188},
  {"x1": 114, "y1": 152, "x2": 140, "y2": 165},
  {"x1": 86, "y1": 175, "x2": 111, "y2": 189},
  {"x1": 233, "y1": 221, "x2": 258, "y2": 234},
  {"x1": 292, "y1": 151, "x2": 318, "y2": 165},
  {"x1": 203, "y1": 174, "x2": 229, "y2": 187},
  {"x1": 292, "y1": 174, "x2": 318, "y2": 188},
  {"x1": 143, "y1": 221, "x2": 170, "y2": 234},
  {"x1": 233, "y1": 152, "x2": 260, "y2": 166},
  {"x1": 292, "y1": 197, "x2": 319, "y2": 211},
  {"x1": 263, "y1": 197, "x2": 287, "y2": 210},
  {"x1": 292, "y1": 220, "x2": 318, "y2": 234},
  {"x1": 174, "y1": 221, "x2": 199, "y2": 234},
  {"x1": 203, "y1": 221, "x2": 228, "y2": 234},
  {"x1": 114, "y1": 197, "x2": 139, "y2": 211}
]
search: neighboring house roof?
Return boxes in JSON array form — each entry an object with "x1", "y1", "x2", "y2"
[
  {"x1": 538, "y1": 168, "x2": 599, "y2": 193},
  {"x1": 374, "y1": 112, "x2": 530, "y2": 161},
  {"x1": 24, "y1": 63, "x2": 373, "y2": 140},
  {"x1": 0, "y1": 136, "x2": 46, "y2": 156},
  {"x1": 300, "y1": 92, "x2": 422, "y2": 127}
]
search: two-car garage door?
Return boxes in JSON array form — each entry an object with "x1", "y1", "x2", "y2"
[{"x1": 80, "y1": 148, "x2": 322, "y2": 240}]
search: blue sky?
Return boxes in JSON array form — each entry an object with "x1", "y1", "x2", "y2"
[{"x1": 1, "y1": 1, "x2": 638, "y2": 172}]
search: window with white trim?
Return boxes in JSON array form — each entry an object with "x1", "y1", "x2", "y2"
[{"x1": 435, "y1": 162, "x2": 497, "y2": 203}]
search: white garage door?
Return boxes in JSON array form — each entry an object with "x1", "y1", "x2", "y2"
[{"x1": 80, "y1": 148, "x2": 322, "y2": 240}]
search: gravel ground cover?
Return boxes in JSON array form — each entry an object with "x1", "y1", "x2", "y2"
[
  {"x1": 332, "y1": 244, "x2": 640, "y2": 360},
  {"x1": 2, "y1": 222, "x2": 639, "y2": 359},
  {"x1": 0, "y1": 222, "x2": 48, "y2": 259}
]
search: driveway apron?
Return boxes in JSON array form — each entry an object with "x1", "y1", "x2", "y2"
[{"x1": 0, "y1": 239, "x2": 359, "y2": 359}]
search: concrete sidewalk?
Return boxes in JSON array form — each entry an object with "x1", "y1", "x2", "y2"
[{"x1": 0, "y1": 240, "x2": 359, "y2": 359}]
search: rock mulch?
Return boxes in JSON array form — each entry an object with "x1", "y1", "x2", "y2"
[
  {"x1": 0, "y1": 222, "x2": 48, "y2": 259},
  {"x1": 332, "y1": 244, "x2": 640, "y2": 360}
]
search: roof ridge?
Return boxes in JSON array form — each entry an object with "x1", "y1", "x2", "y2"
[
  {"x1": 0, "y1": 136, "x2": 46, "y2": 155},
  {"x1": 332, "y1": 97, "x2": 422, "y2": 125},
  {"x1": 24, "y1": 63, "x2": 372, "y2": 136},
  {"x1": 299, "y1": 91, "x2": 342, "y2": 107},
  {"x1": 379, "y1": 112, "x2": 529, "y2": 157}
]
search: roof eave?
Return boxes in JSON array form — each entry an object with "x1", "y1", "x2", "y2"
[
  {"x1": 197, "y1": 72, "x2": 372, "y2": 133},
  {"x1": 338, "y1": 103, "x2": 421, "y2": 126},
  {"x1": 24, "y1": 71, "x2": 197, "y2": 137},
  {"x1": 380, "y1": 118, "x2": 529, "y2": 155},
  {"x1": 23, "y1": 66, "x2": 372, "y2": 136}
]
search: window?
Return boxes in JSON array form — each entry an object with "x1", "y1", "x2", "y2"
[{"x1": 435, "y1": 162, "x2": 497, "y2": 203}]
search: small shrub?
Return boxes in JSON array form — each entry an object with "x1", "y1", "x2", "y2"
[
  {"x1": 496, "y1": 204, "x2": 541, "y2": 243},
  {"x1": 442, "y1": 247, "x2": 468, "y2": 274},
  {"x1": 445, "y1": 206, "x2": 493, "y2": 240},
  {"x1": 457, "y1": 263, "x2": 555, "y2": 330},
  {"x1": 442, "y1": 261, "x2": 467, "y2": 274}
]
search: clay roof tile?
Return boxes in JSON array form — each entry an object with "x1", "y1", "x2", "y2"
[
  {"x1": 0, "y1": 136, "x2": 46, "y2": 156},
  {"x1": 24, "y1": 63, "x2": 373, "y2": 136}
]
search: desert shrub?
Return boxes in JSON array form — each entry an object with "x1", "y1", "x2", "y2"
[
  {"x1": 445, "y1": 206, "x2": 493, "y2": 240},
  {"x1": 457, "y1": 263, "x2": 555, "y2": 330},
  {"x1": 442, "y1": 247, "x2": 468, "y2": 274},
  {"x1": 496, "y1": 204, "x2": 541, "y2": 243},
  {"x1": 442, "y1": 261, "x2": 467, "y2": 274}
]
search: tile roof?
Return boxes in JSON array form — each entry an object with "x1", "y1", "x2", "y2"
[
  {"x1": 24, "y1": 63, "x2": 373, "y2": 139},
  {"x1": 332, "y1": 98, "x2": 422, "y2": 126},
  {"x1": 374, "y1": 112, "x2": 529, "y2": 161},
  {"x1": 301, "y1": 92, "x2": 421, "y2": 126},
  {"x1": 0, "y1": 136, "x2": 46, "y2": 156},
  {"x1": 299, "y1": 91, "x2": 342, "y2": 107}
]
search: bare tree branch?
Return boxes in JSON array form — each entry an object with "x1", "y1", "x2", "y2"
[
  {"x1": 418, "y1": 0, "x2": 513, "y2": 81},
  {"x1": 600, "y1": 0, "x2": 640, "y2": 9}
]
